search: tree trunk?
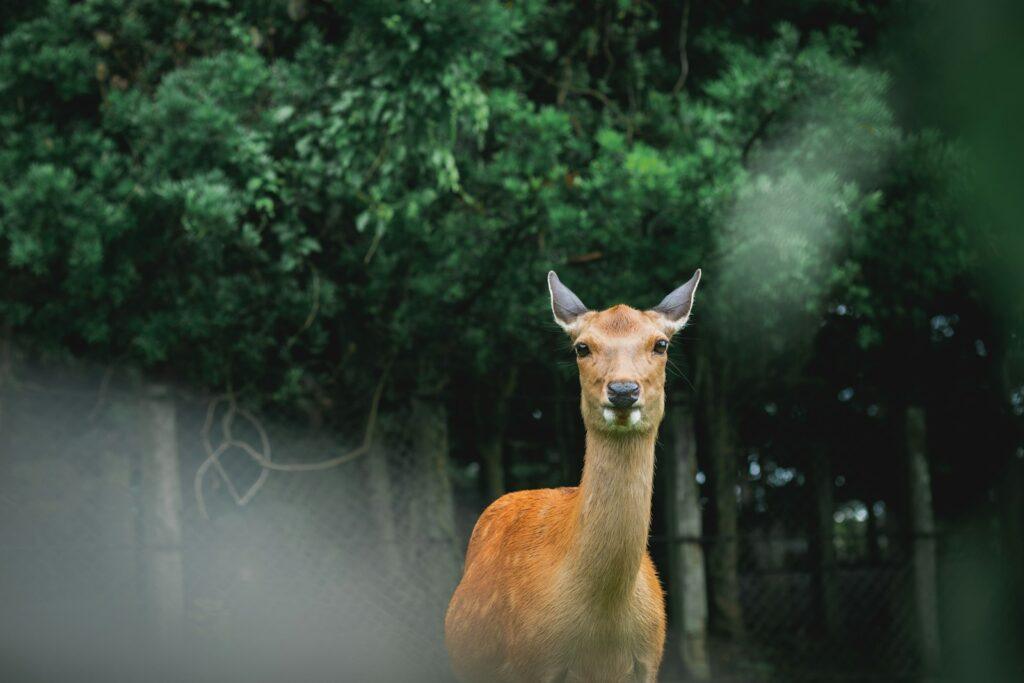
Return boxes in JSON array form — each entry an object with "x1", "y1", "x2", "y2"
[
  {"x1": 665, "y1": 403, "x2": 711, "y2": 679},
  {"x1": 695, "y1": 351, "x2": 744, "y2": 641},
  {"x1": 810, "y1": 452, "x2": 840, "y2": 635},
  {"x1": 399, "y1": 387, "x2": 460, "y2": 599},
  {"x1": 477, "y1": 368, "x2": 517, "y2": 501},
  {"x1": 555, "y1": 371, "x2": 584, "y2": 484},
  {"x1": 905, "y1": 405, "x2": 941, "y2": 674},
  {"x1": 479, "y1": 437, "x2": 505, "y2": 501},
  {"x1": 136, "y1": 384, "x2": 184, "y2": 650}
]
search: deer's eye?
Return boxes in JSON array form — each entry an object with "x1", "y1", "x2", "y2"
[
  {"x1": 653, "y1": 339, "x2": 669, "y2": 354},
  {"x1": 574, "y1": 342, "x2": 591, "y2": 358}
]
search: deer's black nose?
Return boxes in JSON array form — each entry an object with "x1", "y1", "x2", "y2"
[{"x1": 607, "y1": 381, "x2": 640, "y2": 407}]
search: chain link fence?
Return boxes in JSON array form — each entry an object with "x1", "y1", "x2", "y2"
[
  {"x1": 1, "y1": 363, "x2": 1014, "y2": 681},
  {"x1": 0, "y1": 363, "x2": 460, "y2": 682}
]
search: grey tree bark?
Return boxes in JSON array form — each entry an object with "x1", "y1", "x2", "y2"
[
  {"x1": 695, "y1": 351, "x2": 744, "y2": 641},
  {"x1": 397, "y1": 388, "x2": 461, "y2": 599},
  {"x1": 137, "y1": 384, "x2": 184, "y2": 649},
  {"x1": 665, "y1": 403, "x2": 711, "y2": 679},
  {"x1": 905, "y1": 405, "x2": 941, "y2": 674}
]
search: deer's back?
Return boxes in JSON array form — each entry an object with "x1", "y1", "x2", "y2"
[{"x1": 445, "y1": 487, "x2": 576, "y2": 680}]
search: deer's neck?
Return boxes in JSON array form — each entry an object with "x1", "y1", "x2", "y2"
[{"x1": 567, "y1": 428, "x2": 658, "y2": 606}]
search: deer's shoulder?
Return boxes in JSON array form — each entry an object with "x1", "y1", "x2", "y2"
[{"x1": 464, "y1": 486, "x2": 577, "y2": 566}]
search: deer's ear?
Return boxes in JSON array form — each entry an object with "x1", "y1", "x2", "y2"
[
  {"x1": 651, "y1": 269, "x2": 701, "y2": 334},
  {"x1": 548, "y1": 271, "x2": 588, "y2": 334}
]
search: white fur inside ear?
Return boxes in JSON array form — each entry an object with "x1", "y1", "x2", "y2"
[
  {"x1": 652, "y1": 268, "x2": 700, "y2": 334},
  {"x1": 663, "y1": 313, "x2": 691, "y2": 333},
  {"x1": 553, "y1": 315, "x2": 582, "y2": 335}
]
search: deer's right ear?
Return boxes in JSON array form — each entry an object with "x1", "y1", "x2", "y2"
[
  {"x1": 652, "y1": 268, "x2": 701, "y2": 334},
  {"x1": 548, "y1": 271, "x2": 588, "y2": 334}
]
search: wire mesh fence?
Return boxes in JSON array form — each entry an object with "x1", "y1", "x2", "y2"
[
  {"x1": 656, "y1": 533, "x2": 922, "y2": 681},
  {"x1": 0, "y1": 363, "x2": 460, "y2": 682},
  {"x1": 645, "y1": 489, "x2": 947, "y2": 680},
  {"x1": 0, "y1": 362, "x2": 1014, "y2": 681}
]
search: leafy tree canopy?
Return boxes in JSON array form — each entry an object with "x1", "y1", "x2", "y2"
[{"x1": 0, "y1": 0, "x2": 997, "y2": 433}]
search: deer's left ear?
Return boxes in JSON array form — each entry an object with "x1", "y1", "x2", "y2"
[{"x1": 651, "y1": 269, "x2": 701, "y2": 334}]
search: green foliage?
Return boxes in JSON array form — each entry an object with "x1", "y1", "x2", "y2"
[{"x1": 0, "y1": 0, "x2": 989, "y2": 424}]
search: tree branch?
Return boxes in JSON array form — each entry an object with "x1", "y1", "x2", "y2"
[
  {"x1": 672, "y1": 0, "x2": 691, "y2": 95},
  {"x1": 741, "y1": 108, "x2": 779, "y2": 165}
]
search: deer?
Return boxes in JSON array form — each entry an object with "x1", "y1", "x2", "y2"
[{"x1": 445, "y1": 269, "x2": 702, "y2": 683}]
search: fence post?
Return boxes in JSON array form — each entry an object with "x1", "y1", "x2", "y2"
[
  {"x1": 666, "y1": 403, "x2": 711, "y2": 679},
  {"x1": 137, "y1": 384, "x2": 185, "y2": 650},
  {"x1": 905, "y1": 405, "x2": 941, "y2": 674}
]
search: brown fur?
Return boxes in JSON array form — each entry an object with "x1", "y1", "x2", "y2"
[{"x1": 445, "y1": 303, "x2": 685, "y2": 683}]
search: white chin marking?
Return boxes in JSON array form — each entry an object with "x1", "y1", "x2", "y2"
[{"x1": 602, "y1": 407, "x2": 642, "y2": 426}]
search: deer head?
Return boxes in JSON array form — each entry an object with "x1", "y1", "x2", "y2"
[{"x1": 548, "y1": 270, "x2": 701, "y2": 435}]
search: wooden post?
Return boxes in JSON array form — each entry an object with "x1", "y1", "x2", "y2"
[
  {"x1": 905, "y1": 405, "x2": 941, "y2": 674},
  {"x1": 137, "y1": 384, "x2": 185, "y2": 648},
  {"x1": 666, "y1": 404, "x2": 711, "y2": 679}
]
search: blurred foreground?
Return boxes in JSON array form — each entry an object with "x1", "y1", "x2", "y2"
[{"x1": 2, "y1": 361, "x2": 1020, "y2": 682}]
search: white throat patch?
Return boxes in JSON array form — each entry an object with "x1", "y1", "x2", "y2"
[{"x1": 602, "y1": 408, "x2": 643, "y2": 426}]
